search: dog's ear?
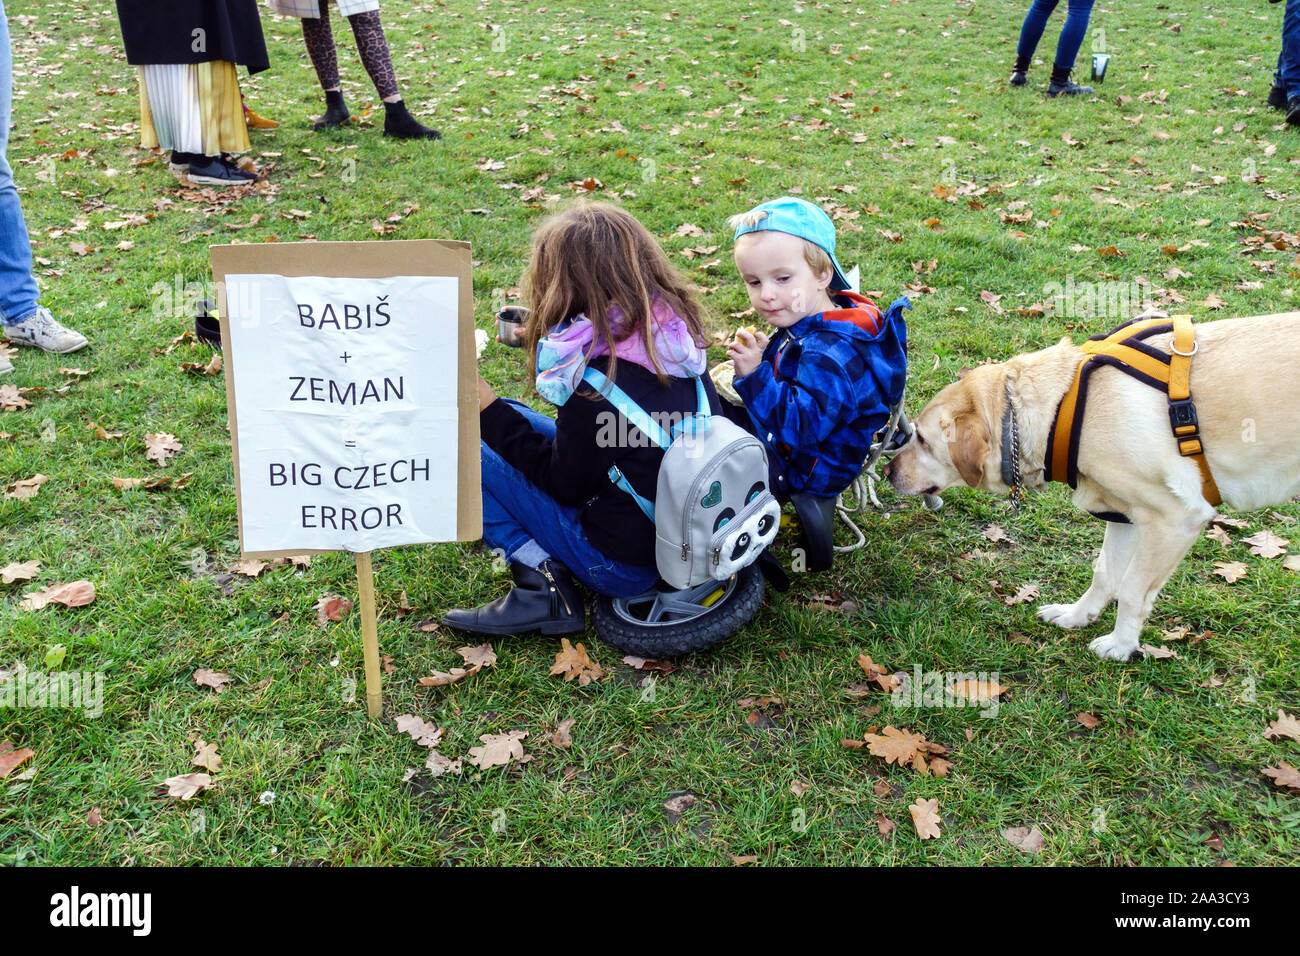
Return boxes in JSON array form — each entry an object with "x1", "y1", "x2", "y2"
[{"x1": 949, "y1": 412, "x2": 991, "y2": 489}]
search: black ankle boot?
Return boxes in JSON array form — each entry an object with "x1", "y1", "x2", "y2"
[
  {"x1": 382, "y1": 99, "x2": 442, "y2": 140},
  {"x1": 1047, "y1": 64, "x2": 1093, "y2": 97},
  {"x1": 1267, "y1": 84, "x2": 1288, "y2": 110},
  {"x1": 442, "y1": 559, "x2": 584, "y2": 636},
  {"x1": 313, "y1": 90, "x2": 350, "y2": 130}
]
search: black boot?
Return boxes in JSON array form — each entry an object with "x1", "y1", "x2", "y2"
[
  {"x1": 1288, "y1": 96, "x2": 1300, "y2": 127},
  {"x1": 1267, "y1": 84, "x2": 1288, "y2": 110},
  {"x1": 442, "y1": 559, "x2": 584, "y2": 636},
  {"x1": 382, "y1": 99, "x2": 442, "y2": 140},
  {"x1": 1047, "y1": 63, "x2": 1094, "y2": 97},
  {"x1": 313, "y1": 90, "x2": 350, "y2": 130}
]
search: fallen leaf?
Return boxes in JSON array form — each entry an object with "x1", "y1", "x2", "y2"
[
  {"x1": 191, "y1": 739, "x2": 222, "y2": 772},
  {"x1": 394, "y1": 714, "x2": 443, "y2": 748},
  {"x1": 418, "y1": 667, "x2": 478, "y2": 687},
  {"x1": 1137, "y1": 644, "x2": 1178, "y2": 660},
  {"x1": 144, "y1": 433, "x2": 183, "y2": 466},
  {"x1": 4, "y1": 473, "x2": 48, "y2": 500},
  {"x1": 1264, "y1": 710, "x2": 1300, "y2": 743},
  {"x1": 1076, "y1": 712, "x2": 1100, "y2": 729},
  {"x1": 729, "y1": 854, "x2": 759, "y2": 866},
  {"x1": 981, "y1": 525, "x2": 1014, "y2": 544},
  {"x1": 979, "y1": 290, "x2": 1004, "y2": 314},
  {"x1": 875, "y1": 812, "x2": 896, "y2": 837},
  {"x1": 551, "y1": 718, "x2": 575, "y2": 749},
  {"x1": 550, "y1": 639, "x2": 604, "y2": 685},
  {"x1": 87, "y1": 807, "x2": 104, "y2": 827},
  {"x1": 162, "y1": 772, "x2": 213, "y2": 800},
  {"x1": 1203, "y1": 293, "x2": 1226, "y2": 310},
  {"x1": 0, "y1": 384, "x2": 32, "y2": 411},
  {"x1": 950, "y1": 678, "x2": 1008, "y2": 701},
  {"x1": 909, "y1": 798, "x2": 942, "y2": 839},
  {"x1": 856, "y1": 653, "x2": 898, "y2": 691},
  {"x1": 180, "y1": 353, "x2": 222, "y2": 376},
  {"x1": 231, "y1": 558, "x2": 268, "y2": 578},
  {"x1": 663, "y1": 793, "x2": 698, "y2": 815},
  {"x1": 314, "y1": 595, "x2": 352, "y2": 626},
  {"x1": 425, "y1": 751, "x2": 463, "y2": 777},
  {"x1": 1242, "y1": 530, "x2": 1288, "y2": 559},
  {"x1": 790, "y1": 779, "x2": 811, "y2": 797},
  {"x1": 864, "y1": 726, "x2": 931, "y2": 772},
  {"x1": 466, "y1": 730, "x2": 529, "y2": 769},
  {"x1": 193, "y1": 668, "x2": 231, "y2": 693},
  {"x1": 1213, "y1": 561, "x2": 1248, "y2": 583},
  {"x1": 1205, "y1": 526, "x2": 1232, "y2": 546},
  {"x1": 1, "y1": 560, "x2": 39, "y2": 584},
  {"x1": 19, "y1": 580, "x2": 95, "y2": 611},
  {"x1": 873, "y1": 779, "x2": 892, "y2": 798},
  {"x1": 1262, "y1": 762, "x2": 1300, "y2": 791},
  {"x1": 1001, "y1": 826, "x2": 1046, "y2": 854},
  {"x1": 457, "y1": 644, "x2": 497, "y2": 669},
  {"x1": 1003, "y1": 583, "x2": 1040, "y2": 605},
  {"x1": 1283, "y1": 554, "x2": 1300, "y2": 572},
  {"x1": 0, "y1": 741, "x2": 35, "y2": 779}
]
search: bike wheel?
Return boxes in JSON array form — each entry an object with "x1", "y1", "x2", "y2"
[{"x1": 591, "y1": 564, "x2": 766, "y2": 657}]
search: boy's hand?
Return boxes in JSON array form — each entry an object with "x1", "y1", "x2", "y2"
[{"x1": 727, "y1": 328, "x2": 768, "y2": 378}]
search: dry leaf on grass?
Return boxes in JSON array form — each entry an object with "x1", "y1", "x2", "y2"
[
  {"x1": 1242, "y1": 530, "x2": 1289, "y2": 559},
  {"x1": 909, "y1": 798, "x2": 942, "y2": 839},
  {"x1": 1213, "y1": 561, "x2": 1248, "y2": 583},
  {"x1": 950, "y1": 678, "x2": 1009, "y2": 702},
  {"x1": 1138, "y1": 644, "x2": 1179, "y2": 660},
  {"x1": 873, "y1": 779, "x2": 892, "y2": 798},
  {"x1": 231, "y1": 558, "x2": 268, "y2": 578},
  {"x1": 191, "y1": 739, "x2": 222, "y2": 772},
  {"x1": 457, "y1": 644, "x2": 496, "y2": 669},
  {"x1": 162, "y1": 772, "x2": 213, "y2": 800},
  {"x1": 1076, "y1": 712, "x2": 1100, "y2": 729},
  {"x1": 0, "y1": 384, "x2": 32, "y2": 410},
  {"x1": 1284, "y1": 554, "x2": 1300, "y2": 572},
  {"x1": 621, "y1": 655, "x2": 678, "y2": 674},
  {"x1": 90, "y1": 422, "x2": 125, "y2": 440},
  {"x1": 0, "y1": 740, "x2": 35, "y2": 779},
  {"x1": 144, "y1": 433, "x2": 183, "y2": 466},
  {"x1": 425, "y1": 751, "x2": 462, "y2": 777},
  {"x1": 394, "y1": 714, "x2": 443, "y2": 748},
  {"x1": 418, "y1": 667, "x2": 478, "y2": 687},
  {"x1": 1004, "y1": 583, "x2": 1040, "y2": 605},
  {"x1": 550, "y1": 639, "x2": 604, "y2": 685},
  {"x1": 314, "y1": 595, "x2": 352, "y2": 626},
  {"x1": 1264, "y1": 710, "x2": 1300, "y2": 743},
  {"x1": 729, "y1": 854, "x2": 759, "y2": 866},
  {"x1": 875, "y1": 812, "x2": 896, "y2": 837},
  {"x1": 1001, "y1": 826, "x2": 1046, "y2": 854},
  {"x1": 1211, "y1": 515, "x2": 1249, "y2": 529},
  {"x1": 466, "y1": 730, "x2": 529, "y2": 769},
  {"x1": 981, "y1": 524, "x2": 1014, "y2": 544},
  {"x1": 1262, "y1": 762, "x2": 1300, "y2": 792},
  {"x1": 551, "y1": 718, "x2": 575, "y2": 749},
  {"x1": 193, "y1": 668, "x2": 231, "y2": 694},
  {"x1": 110, "y1": 477, "x2": 144, "y2": 490},
  {"x1": 87, "y1": 807, "x2": 104, "y2": 827},
  {"x1": 19, "y1": 580, "x2": 95, "y2": 611},
  {"x1": 790, "y1": 779, "x2": 811, "y2": 797},
  {"x1": 1, "y1": 560, "x2": 39, "y2": 584},
  {"x1": 856, "y1": 653, "x2": 899, "y2": 691},
  {"x1": 846, "y1": 725, "x2": 951, "y2": 777},
  {"x1": 5, "y1": 474, "x2": 48, "y2": 500},
  {"x1": 179, "y1": 353, "x2": 223, "y2": 376}
]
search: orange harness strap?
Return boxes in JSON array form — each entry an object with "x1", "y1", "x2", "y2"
[{"x1": 1045, "y1": 315, "x2": 1222, "y2": 508}]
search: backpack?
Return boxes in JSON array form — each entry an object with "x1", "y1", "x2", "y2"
[{"x1": 582, "y1": 367, "x2": 782, "y2": 589}]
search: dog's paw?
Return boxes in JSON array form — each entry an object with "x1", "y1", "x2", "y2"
[
  {"x1": 1088, "y1": 632, "x2": 1138, "y2": 661},
  {"x1": 1037, "y1": 602, "x2": 1097, "y2": 629}
]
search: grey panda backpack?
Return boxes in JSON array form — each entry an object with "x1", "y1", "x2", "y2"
[{"x1": 582, "y1": 367, "x2": 781, "y2": 589}]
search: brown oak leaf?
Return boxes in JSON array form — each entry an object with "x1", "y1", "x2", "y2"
[
  {"x1": 0, "y1": 740, "x2": 35, "y2": 779},
  {"x1": 0, "y1": 560, "x2": 39, "y2": 584},
  {"x1": 1262, "y1": 762, "x2": 1300, "y2": 792},
  {"x1": 1264, "y1": 710, "x2": 1300, "y2": 743},
  {"x1": 466, "y1": 730, "x2": 529, "y2": 769},
  {"x1": 191, "y1": 739, "x2": 222, "y2": 772},
  {"x1": 457, "y1": 643, "x2": 497, "y2": 669},
  {"x1": 144, "y1": 433, "x2": 183, "y2": 466},
  {"x1": 425, "y1": 751, "x2": 463, "y2": 777},
  {"x1": 1004, "y1": 583, "x2": 1040, "y2": 605},
  {"x1": 550, "y1": 639, "x2": 604, "y2": 685},
  {"x1": 314, "y1": 595, "x2": 352, "y2": 626},
  {"x1": 162, "y1": 772, "x2": 213, "y2": 800},
  {"x1": 394, "y1": 714, "x2": 443, "y2": 748},
  {"x1": 418, "y1": 667, "x2": 478, "y2": 687},
  {"x1": 1001, "y1": 826, "x2": 1046, "y2": 853},
  {"x1": 551, "y1": 718, "x2": 575, "y2": 749},
  {"x1": 875, "y1": 812, "x2": 896, "y2": 837},
  {"x1": 193, "y1": 668, "x2": 231, "y2": 693},
  {"x1": 19, "y1": 580, "x2": 95, "y2": 611},
  {"x1": 5, "y1": 473, "x2": 48, "y2": 500},
  {"x1": 231, "y1": 558, "x2": 268, "y2": 578},
  {"x1": 1242, "y1": 530, "x2": 1288, "y2": 559},
  {"x1": 950, "y1": 678, "x2": 1009, "y2": 701},
  {"x1": 857, "y1": 653, "x2": 898, "y2": 691},
  {"x1": 909, "y1": 798, "x2": 942, "y2": 839},
  {"x1": 1076, "y1": 712, "x2": 1100, "y2": 728},
  {"x1": 1213, "y1": 561, "x2": 1248, "y2": 583}
]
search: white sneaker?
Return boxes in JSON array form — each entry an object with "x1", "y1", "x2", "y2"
[{"x1": 3, "y1": 306, "x2": 89, "y2": 353}]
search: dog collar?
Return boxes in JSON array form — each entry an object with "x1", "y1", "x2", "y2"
[{"x1": 1000, "y1": 384, "x2": 1024, "y2": 511}]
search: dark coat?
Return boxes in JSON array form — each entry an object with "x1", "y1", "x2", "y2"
[{"x1": 115, "y1": 0, "x2": 270, "y2": 73}]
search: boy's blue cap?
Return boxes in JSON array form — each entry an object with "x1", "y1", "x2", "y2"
[{"x1": 732, "y1": 196, "x2": 851, "y2": 291}]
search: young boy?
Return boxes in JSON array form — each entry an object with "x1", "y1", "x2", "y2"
[{"x1": 726, "y1": 195, "x2": 909, "y2": 502}]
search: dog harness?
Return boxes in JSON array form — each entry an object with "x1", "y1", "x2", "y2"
[{"x1": 1044, "y1": 315, "x2": 1222, "y2": 517}]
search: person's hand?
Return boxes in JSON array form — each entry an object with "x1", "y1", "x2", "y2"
[
  {"x1": 477, "y1": 373, "x2": 497, "y2": 411},
  {"x1": 727, "y1": 328, "x2": 768, "y2": 378}
]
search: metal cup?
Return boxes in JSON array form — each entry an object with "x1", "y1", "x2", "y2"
[
  {"x1": 495, "y1": 306, "x2": 528, "y2": 347},
  {"x1": 1091, "y1": 53, "x2": 1111, "y2": 83}
]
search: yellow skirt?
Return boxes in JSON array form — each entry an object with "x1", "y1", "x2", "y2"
[{"x1": 137, "y1": 61, "x2": 249, "y2": 156}]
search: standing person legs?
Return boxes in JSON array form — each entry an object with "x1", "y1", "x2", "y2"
[
  {"x1": 346, "y1": 10, "x2": 439, "y2": 138},
  {"x1": 1047, "y1": 0, "x2": 1097, "y2": 94},
  {"x1": 0, "y1": 0, "x2": 87, "y2": 360},
  {"x1": 301, "y1": 7, "x2": 351, "y2": 128},
  {"x1": 1283, "y1": 0, "x2": 1300, "y2": 124},
  {"x1": 1011, "y1": 0, "x2": 1060, "y2": 82}
]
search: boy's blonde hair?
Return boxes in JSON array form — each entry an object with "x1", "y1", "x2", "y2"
[{"x1": 727, "y1": 209, "x2": 834, "y2": 278}]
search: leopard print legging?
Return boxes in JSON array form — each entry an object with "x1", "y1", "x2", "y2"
[{"x1": 301, "y1": 4, "x2": 400, "y2": 100}]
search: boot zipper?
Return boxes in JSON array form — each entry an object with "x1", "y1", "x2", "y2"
[{"x1": 540, "y1": 564, "x2": 574, "y2": 616}]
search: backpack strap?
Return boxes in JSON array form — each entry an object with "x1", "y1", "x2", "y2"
[{"x1": 581, "y1": 367, "x2": 672, "y2": 448}]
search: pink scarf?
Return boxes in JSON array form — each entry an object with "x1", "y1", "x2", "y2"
[{"x1": 535, "y1": 298, "x2": 707, "y2": 406}]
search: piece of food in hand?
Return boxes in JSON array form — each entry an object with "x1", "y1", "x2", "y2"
[
  {"x1": 710, "y1": 359, "x2": 743, "y2": 405},
  {"x1": 734, "y1": 324, "x2": 758, "y2": 341}
]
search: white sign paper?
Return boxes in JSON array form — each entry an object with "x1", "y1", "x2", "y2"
[{"x1": 224, "y1": 273, "x2": 459, "y2": 553}]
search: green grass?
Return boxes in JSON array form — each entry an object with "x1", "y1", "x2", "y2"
[{"x1": 1, "y1": 0, "x2": 1297, "y2": 865}]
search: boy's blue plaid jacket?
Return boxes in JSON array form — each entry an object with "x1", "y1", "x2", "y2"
[{"x1": 734, "y1": 293, "x2": 909, "y2": 497}]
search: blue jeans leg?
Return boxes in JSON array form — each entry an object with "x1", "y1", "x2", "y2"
[
  {"x1": 0, "y1": 1, "x2": 41, "y2": 326},
  {"x1": 1053, "y1": 0, "x2": 1096, "y2": 72},
  {"x1": 479, "y1": 400, "x2": 659, "y2": 598},
  {"x1": 1283, "y1": 0, "x2": 1300, "y2": 100},
  {"x1": 1017, "y1": 0, "x2": 1060, "y2": 63}
]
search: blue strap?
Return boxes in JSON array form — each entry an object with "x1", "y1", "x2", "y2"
[
  {"x1": 582, "y1": 367, "x2": 672, "y2": 449},
  {"x1": 607, "y1": 464, "x2": 656, "y2": 522}
]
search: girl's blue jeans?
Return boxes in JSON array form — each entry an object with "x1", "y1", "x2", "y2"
[
  {"x1": 1017, "y1": 0, "x2": 1096, "y2": 72},
  {"x1": 480, "y1": 400, "x2": 659, "y2": 599},
  {"x1": 0, "y1": 0, "x2": 41, "y2": 326}
]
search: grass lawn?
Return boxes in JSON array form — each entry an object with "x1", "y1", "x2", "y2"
[{"x1": 1, "y1": 0, "x2": 1297, "y2": 866}]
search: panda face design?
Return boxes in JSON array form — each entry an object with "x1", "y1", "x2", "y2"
[{"x1": 703, "y1": 479, "x2": 781, "y2": 575}]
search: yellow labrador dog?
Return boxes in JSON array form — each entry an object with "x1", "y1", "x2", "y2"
[{"x1": 885, "y1": 312, "x2": 1300, "y2": 660}]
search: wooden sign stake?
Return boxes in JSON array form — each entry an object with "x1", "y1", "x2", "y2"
[{"x1": 355, "y1": 551, "x2": 382, "y2": 717}]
